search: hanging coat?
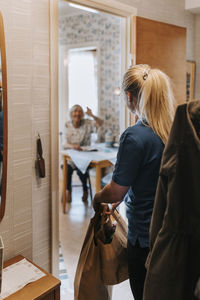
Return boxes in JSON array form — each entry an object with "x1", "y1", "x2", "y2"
[
  {"x1": 195, "y1": 278, "x2": 200, "y2": 299},
  {"x1": 143, "y1": 100, "x2": 200, "y2": 300}
]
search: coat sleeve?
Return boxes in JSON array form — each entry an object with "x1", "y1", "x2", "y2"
[{"x1": 149, "y1": 172, "x2": 168, "y2": 249}]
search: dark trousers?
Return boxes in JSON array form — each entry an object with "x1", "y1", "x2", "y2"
[
  {"x1": 67, "y1": 164, "x2": 88, "y2": 192},
  {"x1": 127, "y1": 239, "x2": 149, "y2": 300}
]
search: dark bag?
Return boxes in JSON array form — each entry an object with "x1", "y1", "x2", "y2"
[
  {"x1": 74, "y1": 205, "x2": 128, "y2": 300},
  {"x1": 36, "y1": 135, "x2": 45, "y2": 178}
]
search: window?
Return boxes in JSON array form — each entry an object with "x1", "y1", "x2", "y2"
[{"x1": 68, "y1": 48, "x2": 98, "y2": 115}]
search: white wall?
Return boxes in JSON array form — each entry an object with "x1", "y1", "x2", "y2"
[
  {"x1": 0, "y1": 0, "x2": 51, "y2": 271},
  {"x1": 115, "y1": 0, "x2": 195, "y2": 60},
  {"x1": 115, "y1": 0, "x2": 200, "y2": 99}
]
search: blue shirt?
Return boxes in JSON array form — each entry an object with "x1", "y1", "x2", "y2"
[{"x1": 112, "y1": 120, "x2": 164, "y2": 248}]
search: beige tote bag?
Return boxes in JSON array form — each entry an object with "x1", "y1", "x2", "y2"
[{"x1": 74, "y1": 206, "x2": 128, "y2": 300}]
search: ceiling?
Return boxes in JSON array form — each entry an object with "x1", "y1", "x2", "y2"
[
  {"x1": 59, "y1": 0, "x2": 93, "y2": 17},
  {"x1": 185, "y1": 0, "x2": 200, "y2": 14},
  {"x1": 188, "y1": 7, "x2": 200, "y2": 13},
  {"x1": 59, "y1": 0, "x2": 200, "y2": 18}
]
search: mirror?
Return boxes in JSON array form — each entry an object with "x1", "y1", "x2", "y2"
[{"x1": 0, "y1": 11, "x2": 7, "y2": 222}]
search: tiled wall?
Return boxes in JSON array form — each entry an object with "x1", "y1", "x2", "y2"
[
  {"x1": 59, "y1": 12, "x2": 122, "y2": 139},
  {"x1": 0, "y1": 0, "x2": 51, "y2": 271}
]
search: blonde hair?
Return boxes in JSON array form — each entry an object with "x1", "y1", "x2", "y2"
[{"x1": 122, "y1": 64, "x2": 175, "y2": 144}]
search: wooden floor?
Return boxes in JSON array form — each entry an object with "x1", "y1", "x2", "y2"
[{"x1": 59, "y1": 174, "x2": 133, "y2": 300}]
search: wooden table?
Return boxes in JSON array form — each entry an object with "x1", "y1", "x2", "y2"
[
  {"x1": 3, "y1": 255, "x2": 60, "y2": 300},
  {"x1": 62, "y1": 152, "x2": 114, "y2": 213}
]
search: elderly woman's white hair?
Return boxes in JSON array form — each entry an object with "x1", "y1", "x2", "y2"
[{"x1": 69, "y1": 104, "x2": 84, "y2": 120}]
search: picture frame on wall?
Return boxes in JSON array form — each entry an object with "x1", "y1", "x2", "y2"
[{"x1": 186, "y1": 60, "x2": 195, "y2": 102}]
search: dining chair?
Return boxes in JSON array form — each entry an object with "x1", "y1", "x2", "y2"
[
  {"x1": 61, "y1": 164, "x2": 93, "y2": 202},
  {"x1": 71, "y1": 168, "x2": 93, "y2": 201}
]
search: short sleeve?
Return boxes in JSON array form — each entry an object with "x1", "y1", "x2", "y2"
[
  {"x1": 65, "y1": 121, "x2": 73, "y2": 143},
  {"x1": 85, "y1": 119, "x2": 96, "y2": 134},
  {"x1": 112, "y1": 131, "x2": 144, "y2": 186}
]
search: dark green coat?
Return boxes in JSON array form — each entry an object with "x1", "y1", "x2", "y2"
[{"x1": 143, "y1": 100, "x2": 200, "y2": 300}]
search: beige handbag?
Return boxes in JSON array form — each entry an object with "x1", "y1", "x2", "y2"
[{"x1": 74, "y1": 205, "x2": 128, "y2": 300}]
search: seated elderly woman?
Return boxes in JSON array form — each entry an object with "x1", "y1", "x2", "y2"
[{"x1": 64, "y1": 104, "x2": 103, "y2": 202}]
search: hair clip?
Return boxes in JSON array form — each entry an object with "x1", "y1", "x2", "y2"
[{"x1": 143, "y1": 69, "x2": 149, "y2": 80}]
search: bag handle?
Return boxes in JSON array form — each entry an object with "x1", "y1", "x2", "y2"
[
  {"x1": 93, "y1": 203, "x2": 127, "y2": 242},
  {"x1": 99, "y1": 203, "x2": 121, "y2": 225}
]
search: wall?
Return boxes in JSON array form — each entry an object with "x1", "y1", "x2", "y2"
[
  {"x1": 59, "y1": 12, "x2": 122, "y2": 138},
  {"x1": 0, "y1": 0, "x2": 51, "y2": 271},
  {"x1": 116, "y1": 0, "x2": 195, "y2": 58},
  {"x1": 115, "y1": 0, "x2": 200, "y2": 98}
]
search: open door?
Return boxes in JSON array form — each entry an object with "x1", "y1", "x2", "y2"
[{"x1": 129, "y1": 16, "x2": 186, "y2": 124}]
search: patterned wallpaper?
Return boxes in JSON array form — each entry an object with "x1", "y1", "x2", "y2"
[{"x1": 59, "y1": 12, "x2": 122, "y2": 140}]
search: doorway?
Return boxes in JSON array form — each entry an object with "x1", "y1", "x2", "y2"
[
  {"x1": 51, "y1": 2, "x2": 187, "y2": 296},
  {"x1": 57, "y1": 1, "x2": 134, "y2": 299},
  {"x1": 50, "y1": 0, "x2": 137, "y2": 287}
]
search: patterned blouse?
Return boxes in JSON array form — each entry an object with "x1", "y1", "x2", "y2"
[{"x1": 65, "y1": 119, "x2": 95, "y2": 147}]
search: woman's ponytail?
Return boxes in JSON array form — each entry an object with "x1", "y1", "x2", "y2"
[{"x1": 123, "y1": 64, "x2": 175, "y2": 144}]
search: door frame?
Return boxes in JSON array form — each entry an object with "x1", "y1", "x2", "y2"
[{"x1": 50, "y1": 0, "x2": 137, "y2": 276}]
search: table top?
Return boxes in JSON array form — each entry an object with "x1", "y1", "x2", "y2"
[
  {"x1": 3, "y1": 255, "x2": 60, "y2": 300},
  {"x1": 61, "y1": 143, "x2": 118, "y2": 173}
]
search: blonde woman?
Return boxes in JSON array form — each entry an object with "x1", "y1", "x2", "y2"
[{"x1": 93, "y1": 64, "x2": 175, "y2": 300}]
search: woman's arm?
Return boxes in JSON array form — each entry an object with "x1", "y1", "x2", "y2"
[
  {"x1": 93, "y1": 180, "x2": 129, "y2": 211},
  {"x1": 86, "y1": 107, "x2": 103, "y2": 127},
  {"x1": 64, "y1": 142, "x2": 82, "y2": 151}
]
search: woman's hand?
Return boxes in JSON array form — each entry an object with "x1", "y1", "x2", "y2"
[
  {"x1": 73, "y1": 144, "x2": 82, "y2": 151},
  {"x1": 93, "y1": 192, "x2": 102, "y2": 212},
  {"x1": 64, "y1": 142, "x2": 82, "y2": 151},
  {"x1": 85, "y1": 106, "x2": 103, "y2": 127},
  {"x1": 102, "y1": 202, "x2": 121, "y2": 215},
  {"x1": 85, "y1": 107, "x2": 93, "y2": 117}
]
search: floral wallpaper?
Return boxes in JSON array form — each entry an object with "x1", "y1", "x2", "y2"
[{"x1": 59, "y1": 12, "x2": 122, "y2": 140}]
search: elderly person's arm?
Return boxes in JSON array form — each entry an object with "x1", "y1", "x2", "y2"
[
  {"x1": 86, "y1": 107, "x2": 103, "y2": 127},
  {"x1": 64, "y1": 142, "x2": 82, "y2": 151}
]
